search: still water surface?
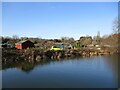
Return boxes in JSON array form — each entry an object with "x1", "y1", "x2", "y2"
[{"x1": 2, "y1": 55, "x2": 118, "y2": 88}]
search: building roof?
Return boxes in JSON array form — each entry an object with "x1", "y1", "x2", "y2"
[{"x1": 15, "y1": 40, "x2": 32, "y2": 45}]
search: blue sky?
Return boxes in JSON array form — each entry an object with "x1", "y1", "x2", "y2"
[{"x1": 2, "y1": 2, "x2": 118, "y2": 40}]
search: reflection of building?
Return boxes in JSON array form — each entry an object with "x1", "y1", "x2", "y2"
[
  {"x1": 15, "y1": 66, "x2": 34, "y2": 72},
  {"x1": 15, "y1": 40, "x2": 34, "y2": 49},
  {"x1": 16, "y1": 67, "x2": 22, "y2": 70}
]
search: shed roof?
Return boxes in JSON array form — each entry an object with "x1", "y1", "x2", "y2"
[{"x1": 15, "y1": 40, "x2": 32, "y2": 45}]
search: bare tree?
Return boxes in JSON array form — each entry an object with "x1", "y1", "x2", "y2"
[
  {"x1": 113, "y1": 18, "x2": 119, "y2": 34},
  {"x1": 12, "y1": 35, "x2": 19, "y2": 39},
  {"x1": 61, "y1": 37, "x2": 74, "y2": 44}
]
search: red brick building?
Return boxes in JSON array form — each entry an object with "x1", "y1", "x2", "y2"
[{"x1": 15, "y1": 40, "x2": 34, "y2": 49}]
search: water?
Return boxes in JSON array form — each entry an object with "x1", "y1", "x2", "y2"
[{"x1": 2, "y1": 55, "x2": 118, "y2": 88}]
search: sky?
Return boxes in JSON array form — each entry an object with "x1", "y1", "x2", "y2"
[{"x1": 2, "y1": 2, "x2": 118, "y2": 40}]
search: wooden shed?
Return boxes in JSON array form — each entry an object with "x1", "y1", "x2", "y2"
[{"x1": 15, "y1": 40, "x2": 34, "y2": 49}]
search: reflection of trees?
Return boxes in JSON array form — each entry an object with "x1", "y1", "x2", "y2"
[
  {"x1": 2, "y1": 60, "x2": 51, "y2": 72},
  {"x1": 2, "y1": 57, "x2": 82, "y2": 72},
  {"x1": 103, "y1": 55, "x2": 118, "y2": 73},
  {"x1": 3, "y1": 55, "x2": 118, "y2": 74},
  {"x1": 102, "y1": 55, "x2": 118, "y2": 85}
]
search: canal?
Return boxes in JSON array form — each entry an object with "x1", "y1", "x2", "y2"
[{"x1": 2, "y1": 55, "x2": 118, "y2": 88}]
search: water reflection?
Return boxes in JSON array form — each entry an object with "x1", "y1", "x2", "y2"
[
  {"x1": 2, "y1": 55, "x2": 118, "y2": 88},
  {"x1": 2, "y1": 57, "x2": 84, "y2": 72}
]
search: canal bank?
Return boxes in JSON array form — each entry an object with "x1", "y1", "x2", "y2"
[{"x1": 2, "y1": 48, "x2": 116, "y2": 63}]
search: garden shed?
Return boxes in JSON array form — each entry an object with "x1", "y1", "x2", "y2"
[{"x1": 15, "y1": 40, "x2": 34, "y2": 49}]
